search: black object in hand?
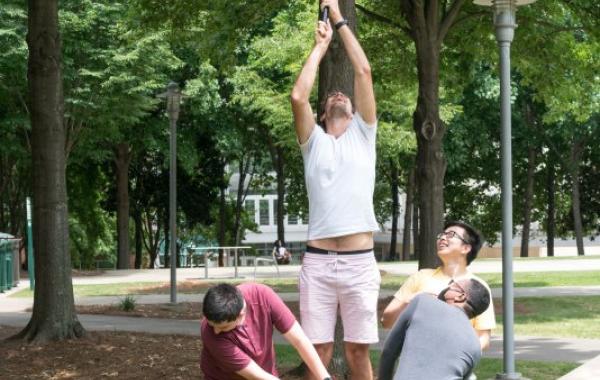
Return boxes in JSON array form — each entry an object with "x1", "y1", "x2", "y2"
[{"x1": 320, "y1": 6, "x2": 329, "y2": 22}]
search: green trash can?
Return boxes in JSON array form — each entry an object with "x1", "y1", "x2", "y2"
[
  {"x1": 0, "y1": 237, "x2": 7, "y2": 292},
  {"x1": 0, "y1": 232, "x2": 19, "y2": 291}
]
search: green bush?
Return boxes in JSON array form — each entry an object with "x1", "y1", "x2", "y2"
[{"x1": 119, "y1": 295, "x2": 137, "y2": 312}]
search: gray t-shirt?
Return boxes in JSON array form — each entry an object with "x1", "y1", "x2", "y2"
[{"x1": 379, "y1": 293, "x2": 482, "y2": 380}]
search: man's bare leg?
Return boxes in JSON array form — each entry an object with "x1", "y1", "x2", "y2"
[
  {"x1": 305, "y1": 343, "x2": 333, "y2": 380},
  {"x1": 345, "y1": 342, "x2": 372, "y2": 380}
]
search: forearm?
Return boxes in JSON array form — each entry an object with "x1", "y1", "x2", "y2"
[
  {"x1": 291, "y1": 44, "x2": 327, "y2": 104},
  {"x1": 237, "y1": 361, "x2": 279, "y2": 380},
  {"x1": 327, "y1": 8, "x2": 370, "y2": 76},
  {"x1": 284, "y1": 323, "x2": 330, "y2": 379},
  {"x1": 477, "y1": 329, "x2": 491, "y2": 350}
]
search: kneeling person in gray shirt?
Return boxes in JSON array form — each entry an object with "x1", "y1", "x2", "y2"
[{"x1": 379, "y1": 278, "x2": 491, "y2": 380}]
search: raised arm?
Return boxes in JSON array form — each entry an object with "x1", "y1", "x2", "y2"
[
  {"x1": 291, "y1": 20, "x2": 332, "y2": 144},
  {"x1": 283, "y1": 322, "x2": 331, "y2": 380},
  {"x1": 321, "y1": 0, "x2": 376, "y2": 124}
]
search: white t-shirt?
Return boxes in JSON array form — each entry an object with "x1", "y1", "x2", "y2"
[{"x1": 300, "y1": 113, "x2": 380, "y2": 240}]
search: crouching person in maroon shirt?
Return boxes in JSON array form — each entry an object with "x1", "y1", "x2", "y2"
[{"x1": 201, "y1": 283, "x2": 332, "y2": 380}]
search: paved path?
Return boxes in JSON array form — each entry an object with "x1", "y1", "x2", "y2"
[
  {"x1": 2, "y1": 311, "x2": 600, "y2": 366},
  {"x1": 3, "y1": 258, "x2": 600, "y2": 379}
]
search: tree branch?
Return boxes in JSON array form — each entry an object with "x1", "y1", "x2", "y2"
[
  {"x1": 438, "y1": 0, "x2": 466, "y2": 43},
  {"x1": 355, "y1": 3, "x2": 413, "y2": 37}
]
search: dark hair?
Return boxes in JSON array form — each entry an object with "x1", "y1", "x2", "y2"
[
  {"x1": 318, "y1": 90, "x2": 355, "y2": 131},
  {"x1": 463, "y1": 279, "x2": 491, "y2": 319},
  {"x1": 202, "y1": 283, "x2": 244, "y2": 323},
  {"x1": 444, "y1": 221, "x2": 483, "y2": 265}
]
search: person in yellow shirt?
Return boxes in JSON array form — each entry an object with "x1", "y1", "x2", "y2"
[{"x1": 381, "y1": 221, "x2": 496, "y2": 349}]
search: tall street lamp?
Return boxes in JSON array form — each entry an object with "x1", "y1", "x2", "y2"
[
  {"x1": 159, "y1": 81, "x2": 182, "y2": 304},
  {"x1": 473, "y1": 1, "x2": 537, "y2": 379}
]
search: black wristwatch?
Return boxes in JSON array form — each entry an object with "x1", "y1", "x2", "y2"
[{"x1": 334, "y1": 19, "x2": 348, "y2": 30}]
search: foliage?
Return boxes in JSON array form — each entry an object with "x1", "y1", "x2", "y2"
[{"x1": 118, "y1": 295, "x2": 137, "y2": 312}]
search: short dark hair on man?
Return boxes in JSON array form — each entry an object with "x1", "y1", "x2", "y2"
[
  {"x1": 203, "y1": 283, "x2": 244, "y2": 323},
  {"x1": 464, "y1": 279, "x2": 491, "y2": 319},
  {"x1": 445, "y1": 221, "x2": 483, "y2": 265}
]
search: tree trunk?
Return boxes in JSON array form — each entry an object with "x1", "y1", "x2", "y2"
[
  {"x1": 316, "y1": 2, "x2": 356, "y2": 377},
  {"x1": 114, "y1": 143, "x2": 131, "y2": 269},
  {"x1": 266, "y1": 136, "x2": 286, "y2": 244},
  {"x1": 318, "y1": 1, "x2": 356, "y2": 119},
  {"x1": 412, "y1": 192, "x2": 419, "y2": 261},
  {"x1": 163, "y1": 215, "x2": 170, "y2": 267},
  {"x1": 413, "y1": 45, "x2": 445, "y2": 269},
  {"x1": 143, "y1": 210, "x2": 161, "y2": 268},
  {"x1": 133, "y1": 208, "x2": 143, "y2": 269},
  {"x1": 520, "y1": 147, "x2": 536, "y2": 257},
  {"x1": 14, "y1": 0, "x2": 85, "y2": 342},
  {"x1": 389, "y1": 160, "x2": 399, "y2": 261},
  {"x1": 570, "y1": 138, "x2": 585, "y2": 256},
  {"x1": 233, "y1": 156, "x2": 252, "y2": 247},
  {"x1": 217, "y1": 182, "x2": 227, "y2": 266},
  {"x1": 402, "y1": 165, "x2": 415, "y2": 261},
  {"x1": 399, "y1": 0, "x2": 461, "y2": 269},
  {"x1": 546, "y1": 154, "x2": 555, "y2": 257}
]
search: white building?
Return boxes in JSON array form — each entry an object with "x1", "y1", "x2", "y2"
[{"x1": 232, "y1": 174, "x2": 600, "y2": 259}]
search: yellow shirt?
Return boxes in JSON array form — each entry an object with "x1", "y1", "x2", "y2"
[{"x1": 393, "y1": 267, "x2": 496, "y2": 331}]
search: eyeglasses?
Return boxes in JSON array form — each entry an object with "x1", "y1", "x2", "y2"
[
  {"x1": 447, "y1": 279, "x2": 477, "y2": 311},
  {"x1": 436, "y1": 231, "x2": 469, "y2": 245}
]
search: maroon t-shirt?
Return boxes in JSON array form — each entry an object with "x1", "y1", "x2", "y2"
[{"x1": 200, "y1": 283, "x2": 296, "y2": 380}]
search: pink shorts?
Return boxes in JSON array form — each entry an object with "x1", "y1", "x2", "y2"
[{"x1": 299, "y1": 251, "x2": 381, "y2": 344}]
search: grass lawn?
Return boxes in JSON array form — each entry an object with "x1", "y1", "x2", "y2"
[
  {"x1": 10, "y1": 269, "x2": 600, "y2": 298},
  {"x1": 496, "y1": 296, "x2": 600, "y2": 339},
  {"x1": 275, "y1": 345, "x2": 578, "y2": 380},
  {"x1": 478, "y1": 270, "x2": 600, "y2": 288}
]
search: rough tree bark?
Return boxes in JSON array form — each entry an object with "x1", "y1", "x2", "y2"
[
  {"x1": 114, "y1": 142, "x2": 131, "y2": 269},
  {"x1": 267, "y1": 135, "x2": 286, "y2": 244},
  {"x1": 402, "y1": 165, "x2": 415, "y2": 261},
  {"x1": 399, "y1": 0, "x2": 467, "y2": 269},
  {"x1": 133, "y1": 208, "x2": 143, "y2": 269},
  {"x1": 13, "y1": 0, "x2": 85, "y2": 342},
  {"x1": 569, "y1": 138, "x2": 585, "y2": 256},
  {"x1": 546, "y1": 153, "x2": 555, "y2": 257},
  {"x1": 388, "y1": 160, "x2": 400, "y2": 261},
  {"x1": 520, "y1": 146, "x2": 536, "y2": 257},
  {"x1": 233, "y1": 155, "x2": 253, "y2": 247},
  {"x1": 217, "y1": 161, "x2": 227, "y2": 266},
  {"x1": 412, "y1": 172, "x2": 420, "y2": 260}
]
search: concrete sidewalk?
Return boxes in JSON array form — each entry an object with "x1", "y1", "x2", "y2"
[
  {"x1": 2, "y1": 311, "x2": 600, "y2": 366},
  {"x1": 3, "y1": 258, "x2": 600, "y2": 379}
]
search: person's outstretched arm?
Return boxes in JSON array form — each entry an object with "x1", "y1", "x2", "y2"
[
  {"x1": 291, "y1": 20, "x2": 333, "y2": 144},
  {"x1": 236, "y1": 361, "x2": 279, "y2": 380},
  {"x1": 321, "y1": 0, "x2": 376, "y2": 124},
  {"x1": 283, "y1": 322, "x2": 331, "y2": 380},
  {"x1": 378, "y1": 300, "x2": 416, "y2": 380}
]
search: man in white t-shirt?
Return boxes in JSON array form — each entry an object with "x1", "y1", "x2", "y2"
[{"x1": 290, "y1": 1, "x2": 379, "y2": 379}]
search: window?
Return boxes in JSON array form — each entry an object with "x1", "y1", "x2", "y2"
[
  {"x1": 273, "y1": 199, "x2": 278, "y2": 224},
  {"x1": 288, "y1": 214, "x2": 298, "y2": 225},
  {"x1": 245, "y1": 200, "x2": 256, "y2": 223},
  {"x1": 259, "y1": 200, "x2": 270, "y2": 225}
]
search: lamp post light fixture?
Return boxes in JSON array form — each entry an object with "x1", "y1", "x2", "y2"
[
  {"x1": 473, "y1": 1, "x2": 537, "y2": 379},
  {"x1": 159, "y1": 81, "x2": 182, "y2": 304}
]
